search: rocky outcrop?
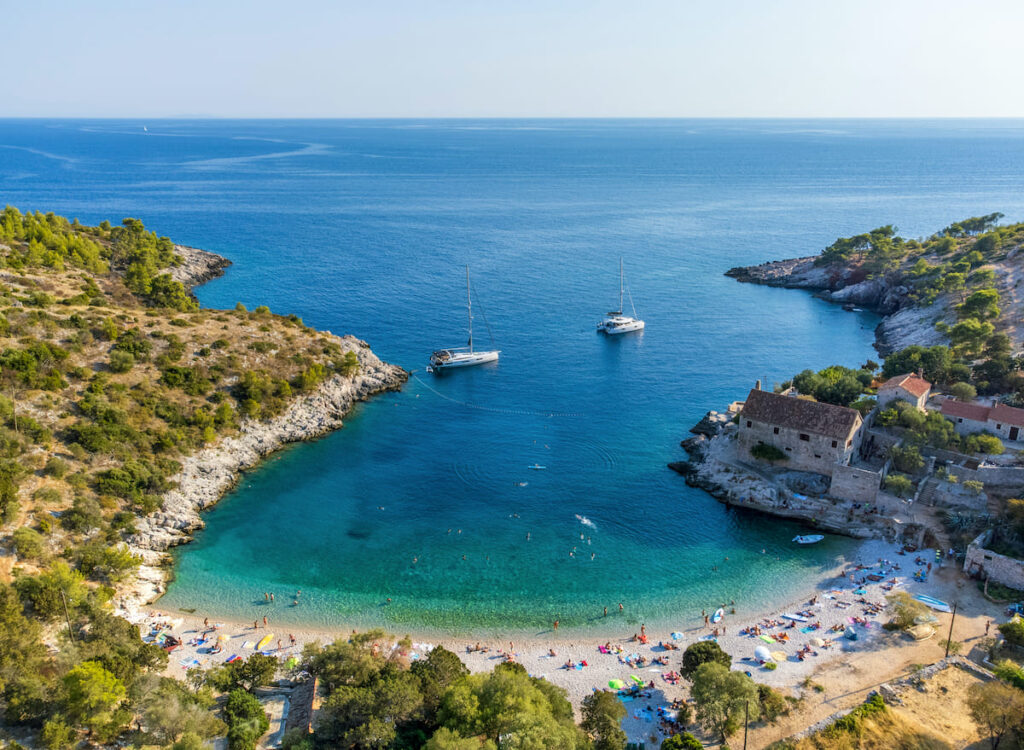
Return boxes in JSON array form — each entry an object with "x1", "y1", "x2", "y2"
[
  {"x1": 121, "y1": 337, "x2": 407, "y2": 609},
  {"x1": 170, "y1": 244, "x2": 232, "y2": 291},
  {"x1": 726, "y1": 256, "x2": 948, "y2": 354}
]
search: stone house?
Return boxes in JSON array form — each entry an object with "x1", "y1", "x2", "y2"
[
  {"x1": 738, "y1": 388, "x2": 864, "y2": 476},
  {"x1": 877, "y1": 372, "x2": 931, "y2": 410},
  {"x1": 939, "y1": 398, "x2": 1024, "y2": 442}
]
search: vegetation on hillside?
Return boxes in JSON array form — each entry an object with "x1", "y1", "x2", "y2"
[{"x1": 0, "y1": 207, "x2": 375, "y2": 747}]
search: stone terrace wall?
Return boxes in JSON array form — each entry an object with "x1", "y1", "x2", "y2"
[
  {"x1": 964, "y1": 530, "x2": 1024, "y2": 589},
  {"x1": 830, "y1": 464, "x2": 881, "y2": 504}
]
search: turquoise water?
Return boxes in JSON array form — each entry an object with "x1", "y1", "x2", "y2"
[{"x1": 3, "y1": 119, "x2": 1024, "y2": 634}]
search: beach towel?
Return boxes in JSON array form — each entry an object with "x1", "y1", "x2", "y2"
[
  {"x1": 241, "y1": 641, "x2": 255, "y2": 650},
  {"x1": 758, "y1": 635, "x2": 776, "y2": 643},
  {"x1": 800, "y1": 627, "x2": 816, "y2": 634},
  {"x1": 225, "y1": 654, "x2": 240, "y2": 663},
  {"x1": 853, "y1": 588, "x2": 867, "y2": 595},
  {"x1": 618, "y1": 694, "x2": 634, "y2": 703},
  {"x1": 671, "y1": 631, "x2": 683, "y2": 640},
  {"x1": 574, "y1": 664, "x2": 583, "y2": 671},
  {"x1": 700, "y1": 635, "x2": 718, "y2": 642},
  {"x1": 598, "y1": 646, "x2": 609, "y2": 653}
]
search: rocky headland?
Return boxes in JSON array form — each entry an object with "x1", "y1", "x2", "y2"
[
  {"x1": 725, "y1": 256, "x2": 952, "y2": 355},
  {"x1": 170, "y1": 243, "x2": 233, "y2": 291}
]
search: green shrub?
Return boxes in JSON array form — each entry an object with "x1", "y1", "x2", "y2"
[
  {"x1": 12, "y1": 526, "x2": 44, "y2": 559},
  {"x1": 108, "y1": 350, "x2": 134, "y2": 373},
  {"x1": 224, "y1": 689, "x2": 269, "y2": 750},
  {"x1": 751, "y1": 442, "x2": 787, "y2": 462},
  {"x1": 884, "y1": 473, "x2": 914, "y2": 498},
  {"x1": 45, "y1": 457, "x2": 68, "y2": 478},
  {"x1": 998, "y1": 616, "x2": 1024, "y2": 647},
  {"x1": 681, "y1": 640, "x2": 732, "y2": 679}
]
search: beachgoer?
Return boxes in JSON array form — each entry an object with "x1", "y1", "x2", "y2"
[
  {"x1": 619, "y1": 603, "x2": 624, "y2": 612},
  {"x1": 290, "y1": 634, "x2": 296, "y2": 646},
  {"x1": 603, "y1": 606, "x2": 608, "y2": 617},
  {"x1": 264, "y1": 592, "x2": 269, "y2": 602},
  {"x1": 254, "y1": 621, "x2": 258, "y2": 630},
  {"x1": 640, "y1": 623, "x2": 646, "y2": 637},
  {"x1": 986, "y1": 620, "x2": 991, "y2": 635},
  {"x1": 277, "y1": 639, "x2": 282, "y2": 651},
  {"x1": 386, "y1": 597, "x2": 392, "y2": 604},
  {"x1": 263, "y1": 616, "x2": 268, "y2": 627},
  {"x1": 203, "y1": 617, "x2": 209, "y2": 627},
  {"x1": 270, "y1": 593, "x2": 274, "y2": 603},
  {"x1": 554, "y1": 619, "x2": 559, "y2": 631}
]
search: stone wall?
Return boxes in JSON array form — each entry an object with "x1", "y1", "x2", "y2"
[
  {"x1": 947, "y1": 464, "x2": 1024, "y2": 489},
  {"x1": 964, "y1": 530, "x2": 1024, "y2": 590},
  {"x1": 738, "y1": 417, "x2": 856, "y2": 477},
  {"x1": 829, "y1": 464, "x2": 881, "y2": 503}
]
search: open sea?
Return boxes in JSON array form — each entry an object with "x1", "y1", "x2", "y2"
[{"x1": 3, "y1": 119, "x2": 1024, "y2": 635}]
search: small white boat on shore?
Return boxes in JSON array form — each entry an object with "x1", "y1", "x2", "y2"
[
  {"x1": 429, "y1": 266, "x2": 500, "y2": 373},
  {"x1": 597, "y1": 258, "x2": 644, "y2": 335},
  {"x1": 793, "y1": 534, "x2": 824, "y2": 544}
]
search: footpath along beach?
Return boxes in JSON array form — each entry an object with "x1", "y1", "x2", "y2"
[{"x1": 116, "y1": 537, "x2": 1004, "y2": 744}]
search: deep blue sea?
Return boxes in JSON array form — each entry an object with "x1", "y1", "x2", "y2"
[{"x1": 3, "y1": 119, "x2": 1024, "y2": 635}]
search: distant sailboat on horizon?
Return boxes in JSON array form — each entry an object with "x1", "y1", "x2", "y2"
[
  {"x1": 428, "y1": 266, "x2": 500, "y2": 372},
  {"x1": 597, "y1": 258, "x2": 644, "y2": 334}
]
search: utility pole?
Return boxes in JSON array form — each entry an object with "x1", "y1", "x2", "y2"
[
  {"x1": 60, "y1": 589, "x2": 75, "y2": 643},
  {"x1": 743, "y1": 700, "x2": 749, "y2": 750},
  {"x1": 945, "y1": 601, "x2": 958, "y2": 658}
]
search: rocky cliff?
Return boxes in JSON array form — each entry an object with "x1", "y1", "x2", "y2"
[{"x1": 171, "y1": 243, "x2": 233, "y2": 292}]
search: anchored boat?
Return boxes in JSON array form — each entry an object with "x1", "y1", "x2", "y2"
[
  {"x1": 597, "y1": 258, "x2": 644, "y2": 334},
  {"x1": 429, "y1": 266, "x2": 500, "y2": 372}
]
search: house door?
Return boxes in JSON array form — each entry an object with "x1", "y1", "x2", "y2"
[{"x1": 1011, "y1": 426, "x2": 1019, "y2": 441}]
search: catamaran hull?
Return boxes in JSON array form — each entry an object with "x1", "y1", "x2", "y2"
[{"x1": 598, "y1": 320, "x2": 645, "y2": 334}]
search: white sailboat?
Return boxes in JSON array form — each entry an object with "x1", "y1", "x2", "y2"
[
  {"x1": 597, "y1": 258, "x2": 644, "y2": 334},
  {"x1": 429, "y1": 266, "x2": 500, "y2": 372}
]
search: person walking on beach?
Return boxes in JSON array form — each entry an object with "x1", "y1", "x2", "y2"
[
  {"x1": 270, "y1": 593, "x2": 274, "y2": 603},
  {"x1": 640, "y1": 623, "x2": 646, "y2": 638},
  {"x1": 704, "y1": 614, "x2": 710, "y2": 628},
  {"x1": 254, "y1": 620, "x2": 258, "y2": 630},
  {"x1": 278, "y1": 639, "x2": 283, "y2": 652},
  {"x1": 263, "y1": 615, "x2": 268, "y2": 627},
  {"x1": 553, "y1": 619, "x2": 559, "y2": 631},
  {"x1": 986, "y1": 620, "x2": 991, "y2": 636},
  {"x1": 290, "y1": 633, "x2": 296, "y2": 646}
]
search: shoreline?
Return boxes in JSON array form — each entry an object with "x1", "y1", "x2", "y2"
[
  {"x1": 116, "y1": 246, "x2": 408, "y2": 617},
  {"x1": 128, "y1": 537, "x2": 1000, "y2": 744}
]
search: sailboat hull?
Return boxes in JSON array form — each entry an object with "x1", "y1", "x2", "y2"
[{"x1": 429, "y1": 349, "x2": 500, "y2": 371}]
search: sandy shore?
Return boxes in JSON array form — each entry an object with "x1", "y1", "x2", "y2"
[{"x1": 113, "y1": 536, "x2": 1012, "y2": 746}]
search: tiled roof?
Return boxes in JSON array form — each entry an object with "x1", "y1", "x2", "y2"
[
  {"x1": 879, "y1": 373, "x2": 931, "y2": 398},
  {"x1": 940, "y1": 399, "x2": 996, "y2": 423},
  {"x1": 741, "y1": 389, "x2": 861, "y2": 440},
  {"x1": 989, "y1": 402, "x2": 1024, "y2": 427}
]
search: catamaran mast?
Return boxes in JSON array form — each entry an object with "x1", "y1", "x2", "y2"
[
  {"x1": 466, "y1": 265, "x2": 473, "y2": 353},
  {"x1": 619, "y1": 257, "x2": 624, "y2": 314}
]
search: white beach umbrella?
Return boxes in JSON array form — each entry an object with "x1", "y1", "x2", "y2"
[
  {"x1": 811, "y1": 637, "x2": 825, "y2": 647},
  {"x1": 754, "y1": 645, "x2": 772, "y2": 662}
]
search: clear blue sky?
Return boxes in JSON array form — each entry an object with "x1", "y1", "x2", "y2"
[{"x1": 5, "y1": 0, "x2": 1024, "y2": 118}]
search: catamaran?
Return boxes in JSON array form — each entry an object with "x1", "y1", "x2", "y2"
[
  {"x1": 597, "y1": 258, "x2": 644, "y2": 334},
  {"x1": 428, "y1": 266, "x2": 500, "y2": 373}
]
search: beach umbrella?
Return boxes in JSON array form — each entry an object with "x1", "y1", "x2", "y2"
[
  {"x1": 771, "y1": 651, "x2": 787, "y2": 662},
  {"x1": 671, "y1": 632, "x2": 683, "y2": 640},
  {"x1": 754, "y1": 645, "x2": 772, "y2": 662},
  {"x1": 609, "y1": 679, "x2": 625, "y2": 689},
  {"x1": 811, "y1": 637, "x2": 825, "y2": 647}
]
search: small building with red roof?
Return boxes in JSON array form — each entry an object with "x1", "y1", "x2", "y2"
[
  {"x1": 877, "y1": 372, "x2": 931, "y2": 410},
  {"x1": 939, "y1": 398, "x2": 1024, "y2": 442}
]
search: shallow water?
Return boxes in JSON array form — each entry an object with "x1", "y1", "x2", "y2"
[{"x1": 3, "y1": 118, "x2": 1024, "y2": 633}]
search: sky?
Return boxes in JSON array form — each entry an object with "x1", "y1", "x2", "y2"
[{"x1": 4, "y1": 0, "x2": 1024, "y2": 118}]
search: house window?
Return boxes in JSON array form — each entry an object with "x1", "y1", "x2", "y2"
[
  {"x1": 773, "y1": 427, "x2": 779, "y2": 435},
  {"x1": 958, "y1": 418, "x2": 963, "y2": 423},
  {"x1": 799, "y1": 433, "x2": 809, "y2": 442},
  {"x1": 814, "y1": 454, "x2": 822, "y2": 459},
  {"x1": 746, "y1": 420, "x2": 751, "y2": 428},
  {"x1": 785, "y1": 447, "x2": 792, "y2": 451},
  {"x1": 996, "y1": 424, "x2": 1002, "y2": 430},
  {"x1": 831, "y1": 440, "x2": 838, "y2": 448}
]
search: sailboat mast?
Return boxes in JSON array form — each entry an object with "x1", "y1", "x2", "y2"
[
  {"x1": 619, "y1": 257, "x2": 624, "y2": 313},
  {"x1": 466, "y1": 265, "x2": 473, "y2": 352}
]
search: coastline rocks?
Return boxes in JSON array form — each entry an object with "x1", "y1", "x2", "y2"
[
  {"x1": 121, "y1": 337, "x2": 406, "y2": 609},
  {"x1": 690, "y1": 410, "x2": 731, "y2": 437},
  {"x1": 724, "y1": 256, "x2": 827, "y2": 288},
  {"x1": 170, "y1": 244, "x2": 232, "y2": 291}
]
